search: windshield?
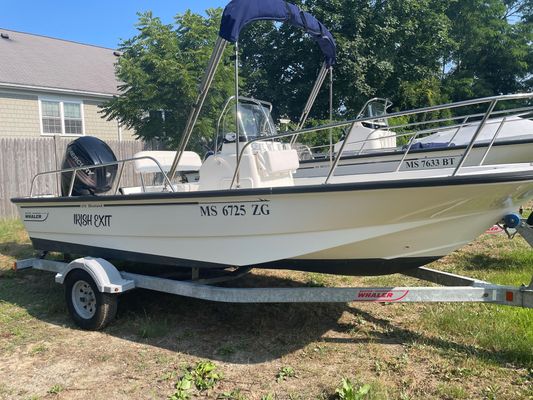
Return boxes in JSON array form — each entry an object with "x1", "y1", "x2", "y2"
[
  {"x1": 365, "y1": 101, "x2": 387, "y2": 118},
  {"x1": 356, "y1": 98, "x2": 392, "y2": 128},
  {"x1": 220, "y1": 101, "x2": 277, "y2": 142},
  {"x1": 239, "y1": 103, "x2": 277, "y2": 138}
]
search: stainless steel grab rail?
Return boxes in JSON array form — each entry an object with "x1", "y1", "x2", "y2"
[
  {"x1": 29, "y1": 156, "x2": 175, "y2": 197},
  {"x1": 229, "y1": 93, "x2": 533, "y2": 188},
  {"x1": 28, "y1": 93, "x2": 533, "y2": 197}
]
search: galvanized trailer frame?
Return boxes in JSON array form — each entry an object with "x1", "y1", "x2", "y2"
[{"x1": 14, "y1": 256, "x2": 533, "y2": 308}]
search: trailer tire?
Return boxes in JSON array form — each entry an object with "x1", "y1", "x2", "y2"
[{"x1": 64, "y1": 269, "x2": 117, "y2": 330}]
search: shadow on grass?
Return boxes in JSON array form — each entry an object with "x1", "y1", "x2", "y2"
[
  {"x1": 0, "y1": 267, "x2": 528, "y2": 366},
  {"x1": 0, "y1": 241, "x2": 34, "y2": 262}
]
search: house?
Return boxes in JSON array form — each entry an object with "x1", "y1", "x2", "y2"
[
  {"x1": 0, "y1": 29, "x2": 152, "y2": 218},
  {"x1": 0, "y1": 28, "x2": 135, "y2": 140}
]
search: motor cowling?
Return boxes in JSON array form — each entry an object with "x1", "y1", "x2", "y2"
[{"x1": 61, "y1": 137, "x2": 118, "y2": 196}]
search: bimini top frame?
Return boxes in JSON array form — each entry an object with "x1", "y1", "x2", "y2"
[{"x1": 168, "y1": 0, "x2": 337, "y2": 181}]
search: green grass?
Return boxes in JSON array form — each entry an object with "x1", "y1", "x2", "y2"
[
  {"x1": 417, "y1": 235, "x2": 533, "y2": 367},
  {"x1": 0, "y1": 218, "x2": 24, "y2": 238},
  {"x1": 216, "y1": 344, "x2": 236, "y2": 356},
  {"x1": 0, "y1": 218, "x2": 33, "y2": 275},
  {"x1": 421, "y1": 304, "x2": 533, "y2": 366},
  {"x1": 0, "y1": 218, "x2": 27, "y2": 253},
  {"x1": 29, "y1": 343, "x2": 49, "y2": 356},
  {"x1": 444, "y1": 240, "x2": 533, "y2": 285},
  {"x1": 47, "y1": 384, "x2": 64, "y2": 395},
  {"x1": 0, "y1": 219, "x2": 66, "y2": 352},
  {"x1": 136, "y1": 315, "x2": 172, "y2": 339},
  {"x1": 352, "y1": 233, "x2": 533, "y2": 368},
  {"x1": 334, "y1": 377, "x2": 390, "y2": 400},
  {"x1": 436, "y1": 383, "x2": 468, "y2": 399}
]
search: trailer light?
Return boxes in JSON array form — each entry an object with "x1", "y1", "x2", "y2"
[
  {"x1": 505, "y1": 291, "x2": 514, "y2": 302},
  {"x1": 12, "y1": 262, "x2": 16, "y2": 271}
]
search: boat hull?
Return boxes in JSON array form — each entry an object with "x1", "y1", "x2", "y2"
[{"x1": 13, "y1": 167, "x2": 533, "y2": 276}]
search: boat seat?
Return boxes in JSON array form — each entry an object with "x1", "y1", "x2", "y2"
[
  {"x1": 257, "y1": 149, "x2": 299, "y2": 176},
  {"x1": 120, "y1": 183, "x2": 199, "y2": 195},
  {"x1": 133, "y1": 151, "x2": 202, "y2": 173}
]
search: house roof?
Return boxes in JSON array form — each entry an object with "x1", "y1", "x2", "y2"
[{"x1": 0, "y1": 29, "x2": 120, "y2": 97}]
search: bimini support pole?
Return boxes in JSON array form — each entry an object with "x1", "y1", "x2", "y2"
[
  {"x1": 290, "y1": 62, "x2": 329, "y2": 145},
  {"x1": 234, "y1": 42, "x2": 240, "y2": 187},
  {"x1": 328, "y1": 66, "x2": 333, "y2": 165},
  {"x1": 168, "y1": 37, "x2": 228, "y2": 181}
]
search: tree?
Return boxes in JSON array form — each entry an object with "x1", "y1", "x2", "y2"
[
  {"x1": 239, "y1": 0, "x2": 455, "y2": 122},
  {"x1": 102, "y1": 1, "x2": 532, "y2": 148},
  {"x1": 239, "y1": 0, "x2": 532, "y2": 118},
  {"x1": 100, "y1": 9, "x2": 235, "y2": 149},
  {"x1": 444, "y1": 0, "x2": 533, "y2": 100}
]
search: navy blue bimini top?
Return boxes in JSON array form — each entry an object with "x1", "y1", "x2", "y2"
[{"x1": 219, "y1": 0, "x2": 336, "y2": 67}]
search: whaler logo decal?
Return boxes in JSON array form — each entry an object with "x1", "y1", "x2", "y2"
[
  {"x1": 354, "y1": 290, "x2": 409, "y2": 302},
  {"x1": 485, "y1": 225, "x2": 504, "y2": 234},
  {"x1": 73, "y1": 213, "x2": 112, "y2": 228},
  {"x1": 24, "y1": 212, "x2": 48, "y2": 222}
]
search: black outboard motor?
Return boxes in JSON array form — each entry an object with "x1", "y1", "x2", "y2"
[{"x1": 61, "y1": 136, "x2": 118, "y2": 196}]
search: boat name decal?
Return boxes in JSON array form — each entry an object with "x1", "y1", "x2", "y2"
[
  {"x1": 24, "y1": 212, "x2": 48, "y2": 222},
  {"x1": 354, "y1": 290, "x2": 409, "y2": 302},
  {"x1": 73, "y1": 213, "x2": 112, "y2": 227},
  {"x1": 80, "y1": 203, "x2": 104, "y2": 208},
  {"x1": 199, "y1": 203, "x2": 270, "y2": 217}
]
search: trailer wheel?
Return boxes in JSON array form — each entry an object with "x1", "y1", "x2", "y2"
[{"x1": 65, "y1": 269, "x2": 117, "y2": 330}]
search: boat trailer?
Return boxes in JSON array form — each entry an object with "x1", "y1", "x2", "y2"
[{"x1": 14, "y1": 241, "x2": 533, "y2": 330}]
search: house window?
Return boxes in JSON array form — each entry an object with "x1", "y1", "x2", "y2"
[{"x1": 40, "y1": 99, "x2": 84, "y2": 135}]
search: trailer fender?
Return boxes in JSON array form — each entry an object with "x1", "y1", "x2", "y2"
[{"x1": 55, "y1": 257, "x2": 135, "y2": 293}]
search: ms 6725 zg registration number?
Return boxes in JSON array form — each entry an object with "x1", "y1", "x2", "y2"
[
  {"x1": 199, "y1": 202, "x2": 270, "y2": 217},
  {"x1": 401, "y1": 155, "x2": 460, "y2": 170}
]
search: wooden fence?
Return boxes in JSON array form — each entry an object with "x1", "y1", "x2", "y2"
[{"x1": 0, "y1": 137, "x2": 160, "y2": 218}]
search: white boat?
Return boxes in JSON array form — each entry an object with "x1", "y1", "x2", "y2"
[
  {"x1": 295, "y1": 98, "x2": 533, "y2": 178},
  {"x1": 14, "y1": 162, "x2": 533, "y2": 275},
  {"x1": 11, "y1": 0, "x2": 533, "y2": 277}
]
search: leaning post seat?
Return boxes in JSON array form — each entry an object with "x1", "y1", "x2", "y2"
[
  {"x1": 118, "y1": 151, "x2": 202, "y2": 195},
  {"x1": 133, "y1": 151, "x2": 202, "y2": 174}
]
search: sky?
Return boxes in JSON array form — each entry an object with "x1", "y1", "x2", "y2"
[{"x1": 0, "y1": 0, "x2": 227, "y2": 49}]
